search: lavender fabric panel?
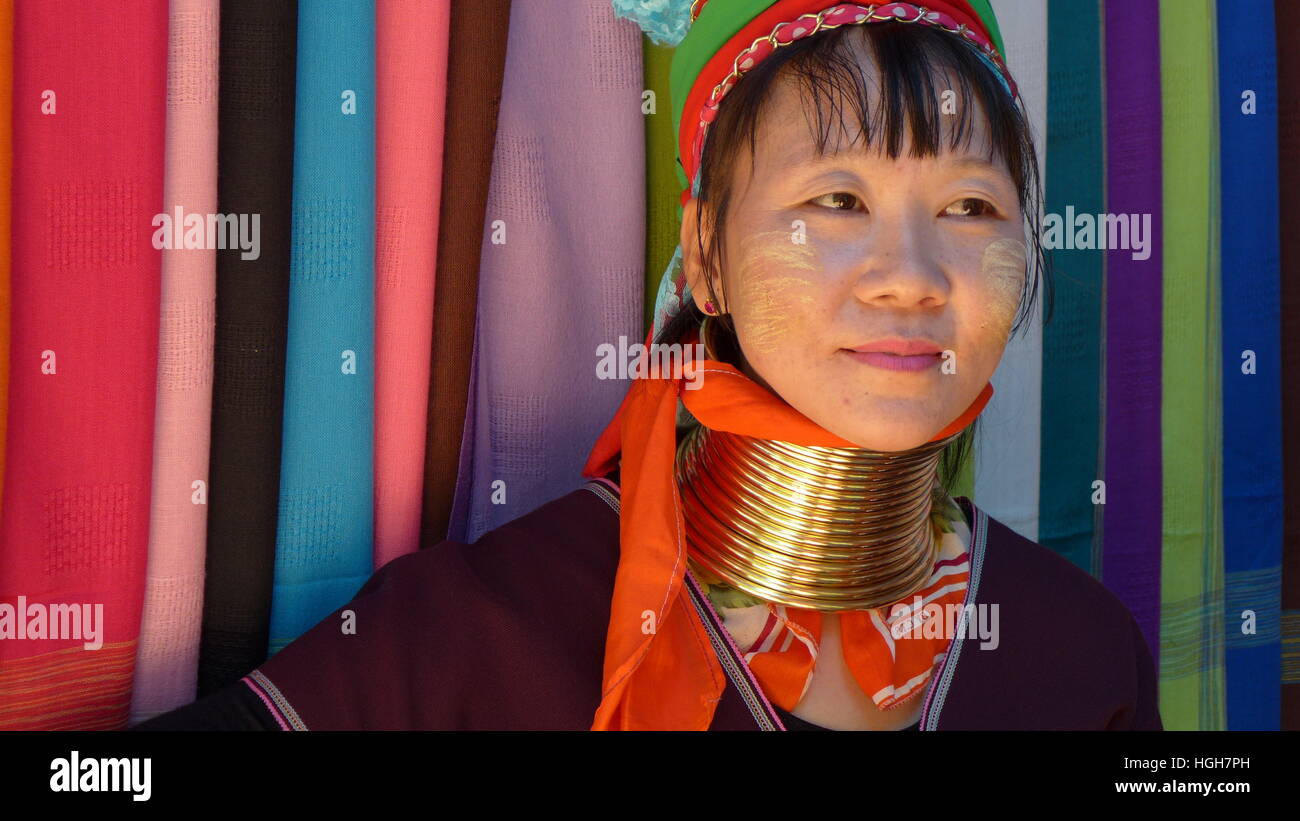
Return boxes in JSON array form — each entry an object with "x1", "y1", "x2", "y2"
[
  {"x1": 460, "y1": 0, "x2": 645, "y2": 543},
  {"x1": 1102, "y1": 0, "x2": 1164, "y2": 663}
]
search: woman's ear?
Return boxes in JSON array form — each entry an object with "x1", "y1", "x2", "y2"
[{"x1": 680, "y1": 197, "x2": 724, "y2": 314}]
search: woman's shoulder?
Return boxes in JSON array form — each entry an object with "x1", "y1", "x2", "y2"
[
  {"x1": 968, "y1": 500, "x2": 1139, "y2": 633},
  {"x1": 945, "y1": 498, "x2": 1162, "y2": 729},
  {"x1": 376, "y1": 477, "x2": 623, "y2": 611},
  {"x1": 245, "y1": 480, "x2": 623, "y2": 730}
]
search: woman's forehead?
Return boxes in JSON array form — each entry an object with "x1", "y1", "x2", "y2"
[{"x1": 749, "y1": 73, "x2": 1002, "y2": 175}]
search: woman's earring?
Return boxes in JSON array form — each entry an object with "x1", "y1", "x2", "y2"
[{"x1": 703, "y1": 299, "x2": 717, "y2": 315}]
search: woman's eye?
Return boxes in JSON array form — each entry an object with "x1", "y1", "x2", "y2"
[
  {"x1": 943, "y1": 197, "x2": 998, "y2": 218},
  {"x1": 809, "y1": 192, "x2": 862, "y2": 211}
]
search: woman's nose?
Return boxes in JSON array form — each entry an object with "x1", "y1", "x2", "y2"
[{"x1": 848, "y1": 213, "x2": 949, "y2": 309}]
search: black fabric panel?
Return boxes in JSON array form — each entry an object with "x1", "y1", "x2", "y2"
[{"x1": 198, "y1": 0, "x2": 298, "y2": 695}]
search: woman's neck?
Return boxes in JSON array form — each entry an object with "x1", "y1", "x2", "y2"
[{"x1": 678, "y1": 418, "x2": 959, "y2": 612}]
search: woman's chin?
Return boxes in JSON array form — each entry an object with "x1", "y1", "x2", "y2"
[
  {"x1": 811, "y1": 408, "x2": 948, "y2": 453},
  {"x1": 839, "y1": 429, "x2": 938, "y2": 453}
]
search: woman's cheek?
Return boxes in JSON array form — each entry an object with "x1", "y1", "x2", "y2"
[
  {"x1": 976, "y1": 237, "x2": 1026, "y2": 344},
  {"x1": 731, "y1": 231, "x2": 822, "y2": 359}
]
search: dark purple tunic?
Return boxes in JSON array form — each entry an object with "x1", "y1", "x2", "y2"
[{"x1": 135, "y1": 476, "x2": 1162, "y2": 731}]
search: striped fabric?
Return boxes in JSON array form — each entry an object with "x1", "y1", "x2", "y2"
[
  {"x1": 267, "y1": 0, "x2": 375, "y2": 654},
  {"x1": 129, "y1": 0, "x2": 221, "y2": 725},
  {"x1": 1, "y1": 0, "x2": 167, "y2": 729}
]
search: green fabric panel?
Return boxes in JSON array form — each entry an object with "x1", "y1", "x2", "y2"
[
  {"x1": 645, "y1": 37, "x2": 681, "y2": 331},
  {"x1": 1158, "y1": 0, "x2": 1225, "y2": 730}
]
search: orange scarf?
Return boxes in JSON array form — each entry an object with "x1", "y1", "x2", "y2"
[{"x1": 582, "y1": 327, "x2": 992, "y2": 729}]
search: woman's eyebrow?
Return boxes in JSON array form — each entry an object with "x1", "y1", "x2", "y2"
[
  {"x1": 777, "y1": 146, "x2": 1003, "y2": 170},
  {"x1": 766, "y1": 147, "x2": 1011, "y2": 185},
  {"x1": 940, "y1": 155, "x2": 1008, "y2": 176},
  {"x1": 774, "y1": 147, "x2": 850, "y2": 171}
]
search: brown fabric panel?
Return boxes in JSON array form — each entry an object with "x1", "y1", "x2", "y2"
[
  {"x1": 1276, "y1": 0, "x2": 1300, "y2": 730},
  {"x1": 419, "y1": 1, "x2": 512, "y2": 547}
]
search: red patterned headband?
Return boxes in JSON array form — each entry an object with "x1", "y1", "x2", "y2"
[{"x1": 673, "y1": 1, "x2": 1019, "y2": 198}]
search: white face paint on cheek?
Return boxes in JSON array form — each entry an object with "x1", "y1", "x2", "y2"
[
  {"x1": 979, "y1": 237, "x2": 1027, "y2": 340},
  {"x1": 732, "y1": 231, "x2": 821, "y2": 357}
]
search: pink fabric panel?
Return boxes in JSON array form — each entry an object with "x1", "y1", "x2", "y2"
[
  {"x1": 373, "y1": 0, "x2": 451, "y2": 567},
  {"x1": 128, "y1": 0, "x2": 220, "y2": 724}
]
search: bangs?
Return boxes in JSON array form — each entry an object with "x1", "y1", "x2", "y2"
[{"x1": 780, "y1": 22, "x2": 1024, "y2": 175}]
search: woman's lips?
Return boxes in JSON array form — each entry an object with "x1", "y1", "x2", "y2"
[
  {"x1": 841, "y1": 336, "x2": 943, "y2": 372},
  {"x1": 840, "y1": 349, "x2": 942, "y2": 372}
]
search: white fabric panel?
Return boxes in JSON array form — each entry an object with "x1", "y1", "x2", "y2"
[{"x1": 974, "y1": 0, "x2": 1047, "y2": 541}]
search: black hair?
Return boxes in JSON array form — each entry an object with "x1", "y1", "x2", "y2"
[{"x1": 655, "y1": 20, "x2": 1053, "y2": 494}]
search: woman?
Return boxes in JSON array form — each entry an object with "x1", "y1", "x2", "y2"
[{"x1": 137, "y1": 0, "x2": 1162, "y2": 731}]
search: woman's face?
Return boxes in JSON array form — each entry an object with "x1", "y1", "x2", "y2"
[{"x1": 682, "y1": 54, "x2": 1027, "y2": 452}]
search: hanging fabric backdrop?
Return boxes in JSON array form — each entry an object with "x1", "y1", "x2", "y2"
[{"x1": 0, "y1": 0, "x2": 1291, "y2": 732}]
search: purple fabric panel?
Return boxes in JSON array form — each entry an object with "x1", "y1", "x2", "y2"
[
  {"x1": 1101, "y1": 0, "x2": 1163, "y2": 663},
  {"x1": 462, "y1": 0, "x2": 645, "y2": 543}
]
